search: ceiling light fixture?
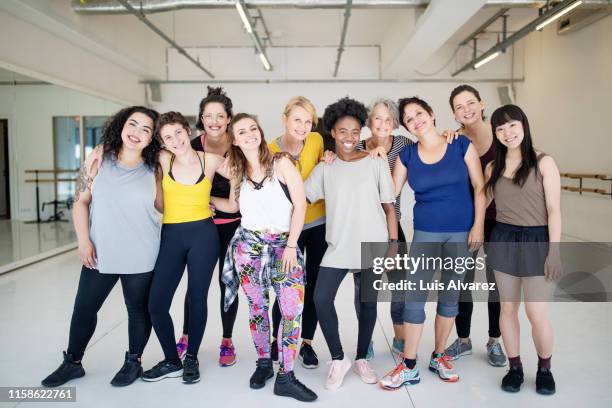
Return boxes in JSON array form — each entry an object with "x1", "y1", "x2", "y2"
[
  {"x1": 536, "y1": 0, "x2": 583, "y2": 30},
  {"x1": 473, "y1": 52, "x2": 500, "y2": 69}
]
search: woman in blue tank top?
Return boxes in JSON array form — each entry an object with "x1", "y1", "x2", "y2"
[
  {"x1": 380, "y1": 97, "x2": 485, "y2": 390},
  {"x1": 41, "y1": 106, "x2": 162, "y2": 389}
]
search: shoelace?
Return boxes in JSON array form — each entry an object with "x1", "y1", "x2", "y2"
[
  {"x1": 326, "y1": 360, "x2": 341, "y2": 379},
  {"x1": 184, "y1": 358, "x2": 198, "y2": 370},
  {"x1": 220, "y1": 344, "x2": 234, "y2": 356},
  {"x1": 384, "y1": 361, "x2": 406, "y2": 378},
  {"x1": 437, "y1": 354, "x2": 453, "y2": 370},
  {"x1": 489, "y1": 342, "x2": 503, "y2": 355}
]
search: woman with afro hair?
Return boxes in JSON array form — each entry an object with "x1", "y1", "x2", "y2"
[{"x1": 305, "y1": 97, "x2": 397, "y2": 390}]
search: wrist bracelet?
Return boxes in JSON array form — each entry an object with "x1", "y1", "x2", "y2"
[{"x1": 286, "y1": 245, "x2": 297, "y2": 249}]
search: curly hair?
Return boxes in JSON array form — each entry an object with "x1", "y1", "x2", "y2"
[
  {"x1": 322, "y1": 97, "x2": 368, "y2": 132},
  {"x1": 227, "y1": 113, "x2": 274, "y2": 200},
  {"x1": 100, "y1": 106, "x2": 160, "y2": 171},
  {"x1": 398, "y1": 96, "x2": 436, "y2": 129},
  {"x1": 155, "y1": 111, "x2": 190, "y2": 143},
  {"x1": 196, "y1": 86, "x2": 233, "y2": 131}
]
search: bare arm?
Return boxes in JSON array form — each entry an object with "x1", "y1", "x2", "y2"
[
  {"x1": 464, "y1": 144, "x2": 485, "y2": 251},
  {"x1": 383, "y1": 203, "x2": 398, "y2": 240},
  {"x1": 210, "y1": 177, "x2": 240, "y2": 213},
  {"x1": 392, "y1": 158, "x2": 408, "y2": 197},
  {"x1": 540, "y1": 156, "x2": 562, "y2": 243},
  {"x1": 483, "y1": 161, "x2": 494, "y2": 208},
  {"x1": 154, "y1": 166, "x2": 164, "y2": 213},
  {"x1": 278, "y1": 157, "x2": 306, "y2": 247}
]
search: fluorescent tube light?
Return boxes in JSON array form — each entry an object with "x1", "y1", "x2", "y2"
[
  {"x1": 235, "y1": 1, "x2": 252, "y2": 34},
  {"x1": 473, "y1": 52, "x2": 500, "y2": 69},
  {"x1": 536, "y1": 0, "x2": 582, "y2": 31},
  {"x1": 259, "y1": 52, "x2": 271, "y2": 71}
]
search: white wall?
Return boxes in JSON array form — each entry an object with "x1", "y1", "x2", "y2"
[
  {"x1": 514, "y1": 14, "x2": 612, "y2": 242},
  {"x1": 0, "y1": 83, "x2": 123, "y2": 221}
]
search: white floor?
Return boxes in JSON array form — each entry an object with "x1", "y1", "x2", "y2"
[{"x1": 0, "y1": 250, "x2": 611, "y2": 408}]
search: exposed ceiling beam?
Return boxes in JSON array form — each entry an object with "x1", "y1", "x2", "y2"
[
  {"x1": 382, "y1": 0, "x2": 487, "y2": 76},
  {"x1": 333, "y1": 0, "x2": 353, "y2": 77}
]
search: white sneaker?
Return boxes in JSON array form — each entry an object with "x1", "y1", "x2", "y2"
[
  {"x1": 325, "y1": 357, "x2": 351, "y2": 390},
  {"x1": 353, "y1": 359, "x2": 377, "y2": 384}
]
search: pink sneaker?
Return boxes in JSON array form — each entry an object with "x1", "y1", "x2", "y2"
[
  {"x1": 354, "y1": 359, "x2": 377, "y2": 384},
  {"x1": 176, "y1": 334, "x2": 188, "y2": 359},
  {"x1": 325, "y1": 357, "x2": 351, "y2": 390},
  {"x1": 219, "y1": 338, "x2": 236, "y2": 367}
]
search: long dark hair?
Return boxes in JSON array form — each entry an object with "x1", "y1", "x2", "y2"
[
  {"x1": 449, "y1": 84, "x2": 486, "y2": 122},
  {"x1": 486, "y1": 104, "x2": 538, "y2": 193},
  {"x1": 101, "y1": 106, "x2": 160, "y2": 170}
]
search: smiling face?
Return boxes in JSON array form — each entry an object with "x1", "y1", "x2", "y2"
[
  {"x1": 332, "y1": 116, "x2": 361, "y2": 154},
  {"x1": 202, "y1": 102, "x2": 230, "y2": 138},
  {"x1": 402, "y1": 103, "x2": 435, "y2": 137},
  {"x1": 284, "y1": 105, "x2": 313, "y2": 142},
  {"x1": 369, "y1": 104, "x2": 394, "y2": 139},
  {"x1": 452, "y1": 90, "x2": 484, "y2": 127},
  {"x1": 232, "y1": 117, "x2": 262, "y2": 153},
  {"x1": 159, "y1": 122, "x2": 191, "y2": 155},
  {"x1": 121, "y1": 112, "x2": 154, "y2": 152},
  {"x1": 494, "y1": 119, "x2": 524, "y2": 150}
]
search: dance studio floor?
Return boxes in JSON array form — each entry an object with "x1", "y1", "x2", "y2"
[{"x1": 0, "y1": 250, "x2": 610, "y2": 408}]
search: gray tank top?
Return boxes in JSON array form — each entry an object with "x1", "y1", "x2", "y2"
[
  {"x1": 89, "y1": 158, "x2": 161, "y2": 274},
  {"x1": 494, "y1": 154, "x2": 548, "y2": 226}
]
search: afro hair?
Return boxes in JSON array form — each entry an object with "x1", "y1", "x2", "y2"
[{"x1": 322, "y1": 97, "x2": 368, "y2": 132}]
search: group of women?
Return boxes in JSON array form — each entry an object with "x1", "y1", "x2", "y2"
[{"x1": 40, "y1": 84, "x2": 561, "y2": 400}]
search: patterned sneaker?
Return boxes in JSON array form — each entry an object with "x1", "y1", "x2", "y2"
[
  {"x1": 429, "y1": 354, "x2": 459, "y2": 382},
  {"x1": 486, "y1": 340, "x2": 507, "y2": 367},
  {"x1": 325, "y1": 357, "x2": 352, "y2": 390},
  {"x1": 379, "y1": 360, "x2": 420, "y2": 390},
  {"x1": 353, "y1": 359, "x2": 377, "y2": 384},
  {"x1": 391, "y1": 338, "x2": 405, "y2": 354},
  {"x1": 176, "y1": 335, "x2": 188, "y2": 360},
  {"x1": 444, "y1": 338, "x2": 472, "y2": 361},
  {"x1": 219, "y1": 339, "x2": 236, "y2": 367},
  {"x1": 366, "y1": 341, "x2": 374, "y2": 361}
]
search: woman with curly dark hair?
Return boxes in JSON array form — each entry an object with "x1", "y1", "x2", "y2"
[
  {"x1": 41, "y1": 106, "x2": 163, "y2": 388},
  {"x1": 305, "y1": 97, "x2": 397, "y2": 390}
]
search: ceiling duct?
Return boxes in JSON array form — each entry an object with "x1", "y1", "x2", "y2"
[{"x1": 556, "y1": 5, "x2": 612, "y2": 34}]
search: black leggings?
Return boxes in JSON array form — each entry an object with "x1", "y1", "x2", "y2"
[
  {"x1": 272, "y1": 223, "x2": 327, "y2": 341},
  {"x1": 182, "y1": 219, "x2": 240, "y2": 338},
  {"x1": 67, "y1": 266, "x2": 152, "y2": 361},
  {"x1": 149, "y1": 219, "x2": 219, "y2": 363},
  {"x1": 314, "y1": 267, "x2": 377, "y2": 360},
  {"x1": 455, "y1": 219, "x2": 501, "y2": 338}
]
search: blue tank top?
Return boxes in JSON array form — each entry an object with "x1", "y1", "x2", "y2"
[{"x1": 399, "y1": 135, "x2": 474, "y2": 232}]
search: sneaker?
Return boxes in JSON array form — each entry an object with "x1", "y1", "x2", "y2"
[
  {"x1": 299, "y1": 343, "x2": 319, "y2": 369},
  {"x1": 353, "y1": 359, "x2": 377, "y2": 384},
  {"x1": 486, "y1": 340, "x2": 507, "y2": 367},
  {"x1": 535, "y1": 368, "x2": 556, "y2": 395},
  {"x1": 271, "y1": 340, "x2": 279, "y2": 363},
  {"x1": 501, "y1": 366, "x2": 524, "y2": 393},
  {"x1": 379, "y1": 360, "x2": 420, "y2": 390},
  {"x1": 274, "y1": 371, "x2": 318, "y2": 402},
  {"x1": 142, "y1": 360, "x2": 183, "y2": 382},
  {"x1": 429, "y1": 354, "x2": 459, "y2": 382},
  {"x1": 366, "y1": 341, "x2": 374, "y2": 361},
  {"x1": 250, "y1": 358, "x2": 274, "y2": 389},
  {"x1": 325, "y1": 357, "x2": 352, "y2": 390},
  {"x1": 219, "y1": 339, "x2": 236, "y2": 367},
  {"x1": 41, "y1": 351, "x2": 85, "y2": 387},
  {"x1": 176, "y1": 335, "x2": 188, "y2": 360},
  {"x1": 182, "y1": 354, "x2": 200, "y2": 384},
  {"x1": 444, "y1": 338, "x2": 472, "y2": 361},
  {"x1": 391, "y1": 338, "x2": 405, "y2": 355},
  {"x1": 110, "y1": 352, "x2": 142, "y2": 387}
]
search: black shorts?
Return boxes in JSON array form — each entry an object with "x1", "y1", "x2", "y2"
[{"x1": 487, "y1": 222, "x2": 549, "y2": 277}]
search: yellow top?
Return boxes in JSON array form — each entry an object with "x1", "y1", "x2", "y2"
[
  {"x1": 162, "y1": 153, "x2": 213, "y2": 224},
  {"x1": 269, "y1": 132, "x2": 326, "y2": 226}
]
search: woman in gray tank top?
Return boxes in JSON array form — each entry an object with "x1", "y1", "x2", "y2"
[{"x1": 41, "y1": 106, "x2": 163, "y2": 389}]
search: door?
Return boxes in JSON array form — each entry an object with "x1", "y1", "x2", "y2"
[{"x1": 0, "y1": 120, "x2": 9, "y2": 218}]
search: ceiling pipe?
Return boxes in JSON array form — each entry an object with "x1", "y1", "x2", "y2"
[
  {"x1": 333, "y1": 0, "x2": 352, "y2": 77},
  {"x1": 116, "y1": 0, "x2": 215, "y2": 78}
]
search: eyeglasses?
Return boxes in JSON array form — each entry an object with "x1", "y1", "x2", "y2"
[{"x1": 202, "y1": 113, "x2": 227, "y2": 122}]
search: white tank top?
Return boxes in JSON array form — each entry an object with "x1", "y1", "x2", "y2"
[{"x1": 239, "y1": 168, "x2": 293, "y2": 232}]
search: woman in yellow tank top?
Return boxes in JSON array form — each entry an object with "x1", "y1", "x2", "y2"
[
  {"x1": 143, "y1": 111, "x2": 228, "y2": 385},
  {"x1": 267, "y1": 96, "x2": 327, "y2": 369}
]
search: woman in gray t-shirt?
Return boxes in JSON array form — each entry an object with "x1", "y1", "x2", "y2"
[{"x1": 42, "y1": 107, "x2": 163, "y2": 389}]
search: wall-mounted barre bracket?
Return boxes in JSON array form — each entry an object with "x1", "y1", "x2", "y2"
[{"x1": 560, "y1": 173, "x2": 612, "y2": 199}]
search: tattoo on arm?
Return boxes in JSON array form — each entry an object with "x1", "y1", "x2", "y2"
[{"x1": 74, "y1": 162, "x2": 93, "y2": 202}]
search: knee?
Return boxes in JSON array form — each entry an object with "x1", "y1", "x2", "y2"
[
  {"x1": 313, "y1": 288, "x2": 331, "y2": 311},
  {"x1": 525, "y1": 305, "x2": 549, "y2": 326},
  {"x1": 437, "y1": 301, "x2": 459, "y2": 318},
  {"x1": 403, "y1": 303, "x2": 426, "y2": 324},
  {"x1": 500, "y1": 302, "x2": 520, "y2": 317}
]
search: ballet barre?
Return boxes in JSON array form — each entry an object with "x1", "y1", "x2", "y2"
[
  {"x1": 561, "y1": 173, "x2": 612, "y2": 199},
  {"x1": 24, "y1": 169, "x2": 78, "y2": 223}
]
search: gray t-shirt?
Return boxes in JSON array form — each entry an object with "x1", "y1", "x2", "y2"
[{"x1": 305, "y1": 155, "x2": 395, "y2": 269}]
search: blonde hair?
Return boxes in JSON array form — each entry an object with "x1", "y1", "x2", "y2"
[{"x1": 283, "y1": 96, "x2": 318, "y2": 127}]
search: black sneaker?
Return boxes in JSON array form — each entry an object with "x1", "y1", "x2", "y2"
[
  {"x1": 273, "y1": 371, "x2": 317, "y2": 402},
  {"x1": 501, "y1": 366, "x2": 524, "y2": 393},
  {"x1": 182, "y1": 354, "x2": 200, "y2": 384},
  {"x1": 41, "y1": 351, "x2": 85, "y2": 387},
  {"x1": 299, "y1": 343, "x2": 319, "y2": 369},
  {"x1": 536, "y1": 368, "x2": 556, "y2": 395},
  {"x1": 271, "y1": 341, "x2": 279, "y2": 363},
  {"x1": 111, "y1": 352, "x2": 142, "y2": 387},
  {"x1": 142, "y1": 360, "x2": 183, "y2": 382},
  {"x1": 250, "y1": 358, "x2": 274, "y2": 389}
]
